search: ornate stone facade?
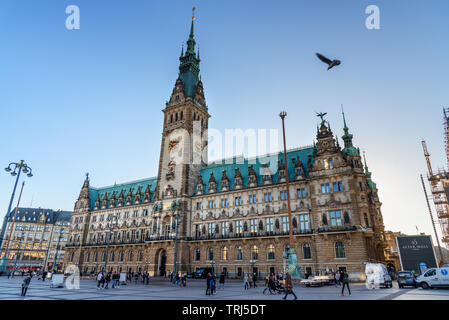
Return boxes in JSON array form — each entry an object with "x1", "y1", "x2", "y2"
[{"x1": 64, "y1": 15, "x2": 387, "y2": 279}]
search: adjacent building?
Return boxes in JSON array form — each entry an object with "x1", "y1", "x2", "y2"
[
  {"x1": 64, "y1": 14, "x2": 387, "y2": 279},
  {"x1": 0, "y1": 207, "x2": 72, "y2": 272}
]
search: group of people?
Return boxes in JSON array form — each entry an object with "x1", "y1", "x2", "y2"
[
  {"x1": 96, "y1": 271, "x2": 126, "y2": 289},
  {"x1": 205, "y1": 272, "x2": 226, "y2": 295},
  {"x1": 243, "y1": 272, "x2": 258, "y2": 290},
  {"x1": 263, "y1": 272, "x2": 285, "y2": 295},
  {"x1": 169, "y1": 271, "x2": 188, "y2": 287}
]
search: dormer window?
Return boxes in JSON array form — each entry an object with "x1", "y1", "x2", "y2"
[{"x1": 279, "y1": 170, "x2": 286, "y2": 178}]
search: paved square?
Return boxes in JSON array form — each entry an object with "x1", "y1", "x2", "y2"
[{"x1": 1, "y1": 276, "x2": 448, "y2": 300}]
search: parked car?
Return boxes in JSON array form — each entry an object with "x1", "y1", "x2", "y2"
[
  {"x1": 193, "y1": 268, "x2": 213, "y2": 279},
  {"x1": 300, "y1": 275, "x2": 334, "y2": 287},
  {"x1": 416, "y1": 268, "x2": 449, "y2": 289},
  {"x1": 365, "y1": 263, "x2": 393, "y2": 288},
  {"x1": 397, "y1": 271, "x2": 417, "y2": 288}
]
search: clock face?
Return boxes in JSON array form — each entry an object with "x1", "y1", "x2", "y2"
[{"x1": 322, "y1": 141, "x2": 329, "y2": 148}]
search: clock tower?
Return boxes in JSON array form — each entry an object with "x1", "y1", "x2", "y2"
[{"x1": 155, "y1": 11, "x2": 209, "y2": 201}]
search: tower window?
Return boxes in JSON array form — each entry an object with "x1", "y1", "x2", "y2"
[
  {"x1": 176, "y1": 113, "x2": 178, "y2": 121},
  {"x1": 181, "y1": 111, "x2": 183, "y2": 120},
  {"x1": 170, "y1": 114, "x2": 173, "y2": 123}
]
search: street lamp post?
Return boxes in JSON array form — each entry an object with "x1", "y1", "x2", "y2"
[
  {"x1": 12, "y1": 231, "x2": 25, "y2": 277},
  {"x1": 52, "y1": 228, "x2": 64, "y2": 273},
  {"x1": 103, "y1": 214, "x2": 118, "y2": 273},
  {"x1": 0, "y1": 161, "x2": 33, "y2": 271},
  {"x1": 171, "y1": 200, "x2": 183, "y2": 283},
  {"x1": 279, "y1": 111, "x2": 302, "y2": 277}
]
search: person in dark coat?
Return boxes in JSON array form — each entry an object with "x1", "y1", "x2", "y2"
[
  {"x1": 21, "y1": 275, "x2": 31, "y2": 296},
  {"x1": 218, "y1": 273, "x2": 225, "y2": 289},
  {"x1": 253, "y1": 273, "x2": 258, "y2": 288},
  {"x1": 341, "y1": 271, "x2": 351, "y2": 296},
  {"x1": 282, "y1": 271, "x2": 298, "y2": 300},
  {"x1": 205, "y1": 273, "x2": 211, "y2": 295}
]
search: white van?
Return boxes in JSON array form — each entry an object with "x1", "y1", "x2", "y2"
[
  {"x1": 365, "y1": 263, "x2": 392, "y2": 289},
  {"x1": 416, "y1": 268, "x2": 449, "y2": 289}
]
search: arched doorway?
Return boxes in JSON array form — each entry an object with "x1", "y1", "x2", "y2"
[{"x1": 155, "y1": 249, "x2": 167, "y2": 276}]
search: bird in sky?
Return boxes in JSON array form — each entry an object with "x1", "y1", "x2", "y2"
[{"x1": 316, "y1": 53, "x2": 341, "y2": 70}]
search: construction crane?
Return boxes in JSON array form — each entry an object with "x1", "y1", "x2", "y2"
[
  {"x1": 422, "y1": 139, "x2": 433, "y2": 176},
  {"x1": 444, "y1": 108, "x2": 449, "y2": 171},
  {"x1": 420, "y1": 174, "x2": 445, "y2": 266}
]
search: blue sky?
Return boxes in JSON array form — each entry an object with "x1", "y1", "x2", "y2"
[{"x1": 1, "y1": 0, "x2": 449, "y2": 242}]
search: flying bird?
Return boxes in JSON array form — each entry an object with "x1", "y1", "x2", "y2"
[{"x1": 316, "y1": 53, "x2": 341, "y2": 70}]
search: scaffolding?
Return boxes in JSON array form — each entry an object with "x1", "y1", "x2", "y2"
[{"x1": 421, "y1": 140, "x2": 449, "y2": 250}]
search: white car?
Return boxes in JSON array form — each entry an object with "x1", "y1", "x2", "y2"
[
  {"x1": 416, "y1": 268, "x2": 449, "y2": 289},
  {"x1": 365, "y1": 263, "x2": 392, "y2": 289}
]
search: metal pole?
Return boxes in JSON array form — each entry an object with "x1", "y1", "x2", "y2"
[
  {"x1": 53, "y1": 231, "x2": 63, "y2": 273},
  {"x1": 173, "y1": 207, "x2": 180, "y2": 282},
  {"x1": 104, "y1": 224, "x2": 112, "y2": 272},
  {"x1": 0, "y1": 162, "x2": 23, "y2": 257},
  {"x1": 279, "y1": 112, "x2": 294, "y2": 246},
  {"x1": 3, "y1": 181, "x2": 25, "y2": 270},
  {"x1": 420, "y1": 174, "x2": 445, "y2": 266}
]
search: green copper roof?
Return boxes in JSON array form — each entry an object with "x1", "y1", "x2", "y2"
[
  {"x1": 363, "y1": 153, "x2": 377, "y2": 189},
  {"x1": 196, "y1": 146, "x2": 314, "y2": 194},
  {"x1": 178, "y1": 17, "x2": 200, "y2": 98},
  {"x1": 89, "y1": 177, "x2": 157, "y2": 211},
  {"x1": 341, "y1": 106, "x2": 359, "y2": 156}
]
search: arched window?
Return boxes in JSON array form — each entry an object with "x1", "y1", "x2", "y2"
[
  {"x1": 70, "y1": 252, "x2": 75, "y2": 262},
  {"x1": 343, "y1": 212, "x2": 350, "y2": 224},
  {"x1": 303, "y1": 243, "x2": 311, "y2": 259},
  {"x1": 195, "y1": 248, "x2": 200, "y2": 261},
  {"x1": 170, "y1": 114, "x2": 173, "y2": 123},
  {"x1": 267, "y1": 244, "x2": 275, "y2": 260},
  {"x1": 208, "y1": 247, "x2": 214, "y2": 261},
  {"x1": 110, "y1": 251, "x2": 115, "y2": 261},
  {"x1": 335, "y1": 242, "x2": 346, "y2": 258},
  {"x1": 119, "y1": 251, "x2": 124, "y2": 262},
  {"x1": 94, "y1": 251, "x2": 98, "y2": 262},
  {"x1": 138, "y1": 250, "x2": 143, "y2": 261},
  {"x1": 86, "y1": 252, "x2": 90, "y2": 262},
  {"x1": 128, "y1": 251, "x2": 133, "y2": 261},
  {"x1": 221, "y1": 247, "x2": 228, "y2": 260},
  {"x1": 251, "y1": 245, "x2": 258, "y2": 260},
  {"x1": 180, "y1": 111, "x2": 184, "y2": 120},
  {"x1": 236, "y1": 246, "x2": 243, "y2": 260}
]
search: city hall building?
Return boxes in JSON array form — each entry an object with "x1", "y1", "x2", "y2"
[{"x1": 64, "y1": 16, "x2": 387, "y2": 279}]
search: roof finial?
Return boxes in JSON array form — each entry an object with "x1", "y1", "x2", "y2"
[
  {"x1": 192, "y1": 6, "x2": 196, "y2": 20},
  {"x1": 341, "y1": 104, "x2": 348, "y2": 130}
]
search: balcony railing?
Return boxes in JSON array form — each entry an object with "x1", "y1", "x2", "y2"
[
  {"x1": 187, "y1": 229, "x2": 313, "y2": 241},
  {"x1": 317, "y1": 225, "x2": 357, "y2": 233}
]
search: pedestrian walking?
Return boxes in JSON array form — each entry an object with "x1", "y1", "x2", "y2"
[
  {"x1": 282, "y1": 271, "x2": 298, "y2": 300},
  {"x1": 210, "y1": 273, "x2": 217, "y2": 295},
  {"x1": 205, "y1": 273, "x2": 211, "y2": 295},
  {"x1": 243, "y1": 273, "x2": 250, "y2": 290},
  {"x1": 341, "y1": 271, "x2": 351, "y2": 296},
  {"x1": 97, "y1": 272, "x2": 104, "y2": 289},
  {"x1": 263, "y1": 274, "x2": 273, "y2": 294},
  {"x1": 335, "y1": 271, "x2": 341, "y2": 287},
  {"x1": 21, "y1": 274, "x2": 31, "y2": 297},
  {"x1": 42, "y1": 271, "x2": 47, "y2": 282},
  {"x1": 253, "y1": 273, "x2": 258, "y2": 288},
  {"x1": 183, "y1": 273, "x2": 187, "y2": 287},
  {"x1": 104, "y1": 273, "x2": 111, "y2": 289},
  {"x1": 7, "y1": 271, "x2": 11, "y2": 279},
  {"x1": 218, "y1": 273, "x2": 225, "y2": 289}
]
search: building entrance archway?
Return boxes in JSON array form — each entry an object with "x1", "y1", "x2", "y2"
[{"x1": 155, "y1": 249, "x2": 167, "y2": 276}]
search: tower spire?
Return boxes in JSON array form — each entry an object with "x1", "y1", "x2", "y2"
[
  {"x1": 340, "y1": 105, "x2": 359, "y2": 156},
  {"x1": 178, "y1": 8, "x2": 201, "y2": 98}
]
